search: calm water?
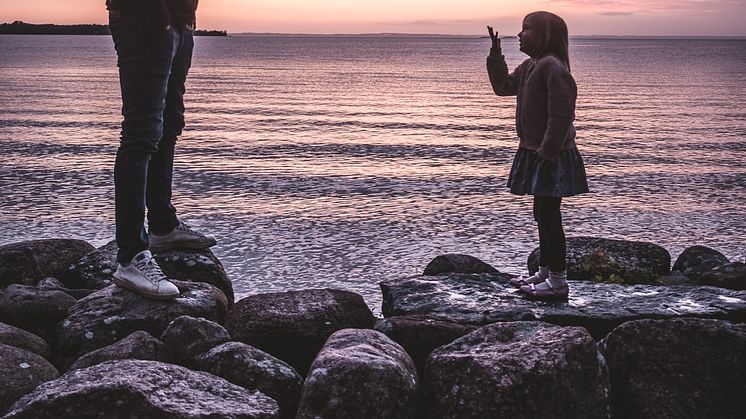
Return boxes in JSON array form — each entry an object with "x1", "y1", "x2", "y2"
[{"x1": 1, "y1": 35, "x2": 744, "y2": 313}]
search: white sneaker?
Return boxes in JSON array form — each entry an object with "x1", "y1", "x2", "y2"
[
  {"x1": 113, "y1": 250, "x2": 180, "y2": 300},
  {"x1": 149, "y1": 221, "x2": 217, "y2": 252}
]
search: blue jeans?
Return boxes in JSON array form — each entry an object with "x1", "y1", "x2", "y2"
[{"x1": 109, "y1": 12, "x2": 194, "y2": 264}]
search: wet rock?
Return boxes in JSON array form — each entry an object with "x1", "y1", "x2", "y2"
[
  {"x1": 55, "y1": 280, "x2": 229, "y2": 370},
  {"x1": 0, "y1": 343, "x2": 59, "y2": 415},
  {"x1": 422, "y1": 322, "x2": 609, "y2": 419},
  {"x1": 599, "y1": 318, "x2": 746, "y2": 419},
  {"x1": 374, "y1": 315, "x2": 478, "y2": 375},
  {"x1": 4, "y1": 359, "x2": 279, "y2": 418},
  {"x1": 160, "y1": 315, "x2": 231, "y2": 368},
  {"x1": 62, "y1": 240, "x2": 234, "y2": 304},
  {"x1": 199, "y1": 341, "x2": 303, "y2": 419},
  {"x1": 698, "y1": 262, "x2": 746, "y2": 290},
  {"x1": 381, "y1": 273, "x2": 746, "y2": 339},
  {"x1": 0, "y1": 239, "x2": 94, "y2": 287},
  {"x1": 0, "y1": 284, "x2": 76, "y2": 342},
  {"x1": 68, "y1": 331, "x2": 165, "y2": 371},
  {"x1": 224, "y1": 288, "x2": 375, "y2": 375},
  {"x1": 297, "y1": 329, "x2": 418, "y2": 419},
  {"x1": 528, "y1": 236, "x2": 671, "y2": 284},
  {"x1": 0, "y1": 322, "x2": 50, "y2": 359},
  {"x1": 672, "y1": 245, "x2": 730, "y2": 280},
  {"x1": 423, "y1": 254, "x2": 498, "y2": 276}
]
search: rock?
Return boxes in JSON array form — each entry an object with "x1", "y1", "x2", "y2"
[
  {"x1": 422, "y1": 322, "x2": 610, "y2": 419},
  {"x1": 0, "y1": 322, "x2": 50, "y2": 359},
  {"x1": 698, "y1": 262, "x2": 746, "y2": 290},
  {"x1": 199, "y1": 341, "x2": 303, "y2": 419},
  {"x1": 36, "y1": 277, "x2": 99, "y2": 300},
  {"x1": 528, "y1": 237, "x2": 671, "y2": 284},
  {"x1": 374, "y1": 315, "x2": 478, "y2": 375},
  {"x1": 599, "y1": 318, "x2": 746, "y2": 419},
  {"x1": 68, "y1": 331, "x2": 165, "y2": 371},
  {"x1": 0, "y1": 239, "x2": 94, "y2": 288},
  {"x1": 224, "y1": 288, "x2": 375, "y2": 375},
  {"x1": 672, "y1": 245, "x2": 730, "y2": 280},
  {"x1": 297, "y1": 329, "x2": 418, "y2": 419},
  {"x1": 0, "y1": 284, "x2": 77, "y2": 343},
  {"x1": 423, "y1": 254, "x2": 498, "y2": 276},
  {"x1": 62, "y1": 240, "x2": 234, "y2": 304},
  {"x1": 160, "y1": 315, "x2": 231, "y2": 368},
  {"x1": 55, "y1": 280, "x2": 229, "y2": 370},
  {"x1": 0, "y1": 343, "x2": 59, "y2": 415},
  {"x1": 4, "y1": 359, "x2": 279, "y2": 418},
  {"x1": 380, "y1": 273, "x2": 746, "y2": 339}
]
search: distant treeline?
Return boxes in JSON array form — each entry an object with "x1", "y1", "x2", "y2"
[{"x1": 0, "y1": 21, "x2": 227, "y2": 36}]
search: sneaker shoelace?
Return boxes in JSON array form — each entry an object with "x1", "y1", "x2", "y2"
[
  {"x1": 175, "y1": 222, "x2": 198, "y2": 234},
  {"x1": 135, "y1": 255, "x2": 167, "y2": 285}
]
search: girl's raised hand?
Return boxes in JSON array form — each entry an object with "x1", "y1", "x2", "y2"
[{"x1": 487, "y1": 26, "x2": 500, "y2": 50}]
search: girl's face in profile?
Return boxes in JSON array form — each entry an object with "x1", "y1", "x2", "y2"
[{"x1": 518, "y1": 15, "x2": 540, "y2": 56}]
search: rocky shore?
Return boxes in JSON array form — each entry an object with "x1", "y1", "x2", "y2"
[{"x1": 0, "y1": 237, "x2": 744, "y2": 418}]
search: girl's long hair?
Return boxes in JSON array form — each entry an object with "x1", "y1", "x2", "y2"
[{"x1": 526, "y1": 11, "x2": 571, "y2": 72}]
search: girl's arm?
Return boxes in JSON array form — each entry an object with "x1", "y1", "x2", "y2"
[
  {"x1": 536, "y1": 66, "x2": 577, "y2": 161},
  {"x1": 486, "y1": 53, "x2": 520, "y2": 96}
]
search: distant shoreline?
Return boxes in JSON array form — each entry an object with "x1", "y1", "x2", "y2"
[{"x1": 0, "y1": 21, "x2": 226, "y2": 36}]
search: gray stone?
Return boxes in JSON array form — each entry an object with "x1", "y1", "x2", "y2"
[
  {"x1": 160, "y1": 315, "x2": 231, "y2": 368},
  {"x1": 422, "y1": 322, "x2": 610, "y2": 419},
  {"x1": 0, "y1": 322, "x2": 50, "y2": 359},
  {"x1": 423, "y1": 254, "x2": 498, "y2": 276},
  {"x1": 0, "y1": 284, "x2": 77, "y2": 343},
  {"x1": 672, "y1": 245, "x2": 730, "y2": 280},
  {"x1": 297, "y1": 329, "x2": 418, "y2": 419},
  {"x1": 55, "y1": 280, "x2": 229, "y2": 370},
  {"x1": 62, "y1": 240, "x2": 234, "y2": 304},
  {"x1": 599, "y1": 318, "x2": 746, "y2": 419},
  {"x1": 68, "y1": 330, "x2": 165, "y2": 371},
  {"x1": 4, "y1": 359, "x2": 279, "y2": 418},
  {"x1": 381, "y1": 272, "x2": 746, "y2": 339},
  {"x1": 225, "y1": 288, "x2": 375, "y2": 375},
  {"x1": 0, "y1": 343, "x2": 59, "y2": 415},
  {"x1": 36, "y1": 277, "x2": 99, "y2": 300},
  {"x1": 199, "y1": 341, "x2": 303, "y2": 419},
  {"x1": 528, "y1": 236, "x2": 671, "y2": 284},
  {"x1": 374, "y1": 315, "x2": 478, "y2": 375},
  {"x1": 0, "y1": 239, "x2": 94, "y2": 288},
  {"x1": 698, "y1": 262, "x2": 746, "y2": 290}
]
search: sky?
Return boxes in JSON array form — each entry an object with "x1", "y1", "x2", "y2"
[{"x1": 1, "y1": 0, "x2": 744, "y2": 36}]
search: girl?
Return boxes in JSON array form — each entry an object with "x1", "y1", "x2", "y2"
[{"x1": 486, "y1": 11, "x2": 588, "y2": 300}]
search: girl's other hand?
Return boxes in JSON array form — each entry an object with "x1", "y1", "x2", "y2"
[{"x1": 487, "y1": 26, "x2": 500, "y2": 50}]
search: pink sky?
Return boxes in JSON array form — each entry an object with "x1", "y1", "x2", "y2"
[{"x1": 1, "y1": 0, "x2": 744, "y2": 36}]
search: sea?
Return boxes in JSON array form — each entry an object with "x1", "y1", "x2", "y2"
[{"x1": 1, "y1": 34, "x2": 744, "y2": 314}]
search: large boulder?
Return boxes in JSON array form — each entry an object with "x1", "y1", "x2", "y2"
[
  {"x1": 62, "y1": 240, "x2": 234, "y2": 304},
  {"x1": 698, "y1": 262, "x2": 746, "y2": 290},
  {"x1": 599, "y1": 318, "x2": 746, "y2": 419},
  {"x1": 0, "y1": 322, "x2": 50, "y2": 359},
  {"x1": 422, "y1": 322, "x2": 610, "y2": 419},
  {"x1": 374, "y1": 315, "x2": 478, "y2": 375},
  {"x1": 224, "y1": 288, "x2": 375, "y2": 375},
  {"x1": 199, "y1": 341, "x2": 304, "y2": 419},
  {"x1": 55, "y1": 280, "x2": 229, "y2": 370},
  {"x1": 0, "y1": 284, "x2": 77, "y2": 342},
  {"x1": 4, "y1": 359, "x2": 279, "y2": 418},
  {"x1": 0, "y1": 343, "x2": 59, "y2": 415},
  {"x1": 423, "y1": 254, "x2": 498, "y2": 276},
  {"x1": 68, "y1": 330, "x2": 166, "y2": 371},
  {"x1": 381, "y1": 272, "x2": 746, "y2": 339},
  {"x1": 297, "y1": 329, "x2": 418, "y2": 419},
  {"x1": 528, "y1": 236, "x2": 671, "y2": 284},
  {"x1": 0, "y1": 239, "x2": 94, "y2": 288},
  {"x1": 160, "y1": 315, "x2": 232, "y2": 369},
  {"x1": 672, "y1": 245, "x2": 730, "y2": 280}
]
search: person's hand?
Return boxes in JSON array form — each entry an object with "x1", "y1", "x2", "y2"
[
  {"x1": 487, "y1": 26, "x2": 500, "y2": 50},
  {"x1": 537, "y1": 155, "x2": 555, "y2": 172}
]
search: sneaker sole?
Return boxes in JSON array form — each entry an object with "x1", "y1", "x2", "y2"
[
  {"x1": 112, "y1": 276, "x2": 180, "y2": 301},
  {"x1": 148, "y1": 239, "x2": 217, "y2": 253}
]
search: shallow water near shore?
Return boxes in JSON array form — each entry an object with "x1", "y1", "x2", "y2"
[{"x1": 1, "y1": 35, "x2": 744, "y2": 314}]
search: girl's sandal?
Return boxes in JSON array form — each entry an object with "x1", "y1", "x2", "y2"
[
  {"x1": 519, "y1": 281, "x2": 569, "y2": 301},
  {"x1": 509, "y1": 274, "x2": 546, "y2": 288}
]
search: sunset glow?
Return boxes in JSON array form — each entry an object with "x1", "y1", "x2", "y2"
[{"x1": 0, "y1": 0, "x2": 744, "y2": 36}]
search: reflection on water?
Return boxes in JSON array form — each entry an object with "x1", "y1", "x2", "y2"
[{"x1": 1, "y1": 35, "x2": 745, "y2": 313}]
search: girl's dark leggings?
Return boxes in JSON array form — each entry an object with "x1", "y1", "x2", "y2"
[{"x1": 533, "y1": 196, "x2": 567, "y2": 272}]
